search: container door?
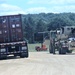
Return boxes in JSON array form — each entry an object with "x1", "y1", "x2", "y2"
[
  {"x1": 9, "y1": 15, "x2": 23, "y2": 42},
  {"x1": 0, "y1": 16, "x2": 9, "y2": 43},
  {"x1": 15, "y1": 15, "x2": 23, "y2": 41}
]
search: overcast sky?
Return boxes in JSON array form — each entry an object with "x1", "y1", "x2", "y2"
[{"x1": 0, "y1": 0, "x2": 75, "y2": 15}]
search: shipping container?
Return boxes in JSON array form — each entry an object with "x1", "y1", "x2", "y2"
[
  {"x1": 0, "y1": 14, "x2": 28, "y2": 59},
  {"x1": 0, "y1": 14, "x2": 25, "y2": 43}
]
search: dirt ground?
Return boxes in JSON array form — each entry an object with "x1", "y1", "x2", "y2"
[{"x1": 0, "y1": 52, "x2": 75, "y2": 75}]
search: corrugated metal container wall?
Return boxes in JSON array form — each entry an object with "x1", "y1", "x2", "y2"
[
  {"x1": 9, "y1": 15, "x2": 23, "y2": 42},
  {"x1": 0, "y1": 16, "x2": 10, "y2": 43},
  {"x1": 0, "y1": 14, "x2": 24, "y2": 43}
]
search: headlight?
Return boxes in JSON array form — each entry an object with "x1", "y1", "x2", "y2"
[
  {"x1": 22, "y1": 46, "x2": 27, "y2": 50},
  {"x1": 0, "y1": 48, "x2": 6, "y2": 52}
]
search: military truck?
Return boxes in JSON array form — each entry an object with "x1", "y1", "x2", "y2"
[{"x1": 49, "y1": 26, "x2": 75, "y2": 54}]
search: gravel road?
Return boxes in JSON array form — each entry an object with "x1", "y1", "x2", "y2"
[{"x1": 0, "y1": 52, "x2": 75, "y2": 75}]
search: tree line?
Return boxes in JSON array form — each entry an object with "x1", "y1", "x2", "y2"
[{"x1": 23, "y1": 13, "x2": 75, "y2": 43}]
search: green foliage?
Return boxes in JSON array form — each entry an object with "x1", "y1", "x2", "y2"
[
  {"x1": 23, "y1": 13, "x2": 75, "y2": 43},
  {"x1": 36, "y1": 19, "x2": 47, "y2": 32}
]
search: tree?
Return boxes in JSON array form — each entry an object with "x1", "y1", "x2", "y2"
[
  {"x1": 36, "y1": 19, "x2": 47, "y2": 32},
  {"x1": 47, "y1": 16, "x2": 73, "y2": 31},
  {"x1": 24, "y1": 17, "x2": 35, "y2": 43},
  {"x1": 22, "y1": 13, "x2": 75, "y2": 43}
]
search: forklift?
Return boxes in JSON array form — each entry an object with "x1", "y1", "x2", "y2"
[
  {"x1": 34, "y1": 32, "x2": 48, "y2": 51},
  {"x1": 35, "y1": 43, "x2": 47, "y2": 51}
]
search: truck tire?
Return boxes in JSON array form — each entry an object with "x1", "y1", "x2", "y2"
[
  {"x1": 59, "y1": 49, "x2": 62, "y2": 54},
  {"x1": 25, "y1": 53, "x2": 28, "y2": 58},
  {"x1": 61, "y1": 47, "x2": 66, "y2": 54},
  {"x1": 0, "y1": 55, "x2": 7, "y2": 59},
  {"x1": 59, "y1": 47, "x2": 66, "y2": 54},
  {"x1": 49, "y1": 45, "x2": 54, "y2": 53},
  {"x1": 20, "y1": 54, "x2": 25, "y2": 58},
  {"x1": 20, "y1": 53, "x2": 28, "y2": 58},
  {"x1": 66, "y1": 48, "x2": 72, "y2": 53}
]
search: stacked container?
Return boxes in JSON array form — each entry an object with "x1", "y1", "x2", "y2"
[{"x1": 0, "y1": 14, "x2": 24, "y2": 43}]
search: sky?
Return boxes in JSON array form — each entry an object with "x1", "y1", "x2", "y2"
[{"x1": 0, "y1": 0, "x2": 75, "y2": 15}]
